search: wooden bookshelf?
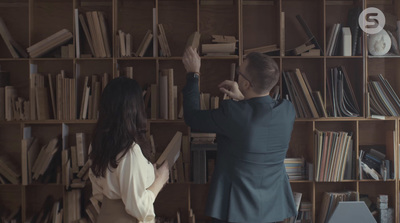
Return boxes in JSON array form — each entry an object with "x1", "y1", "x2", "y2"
[{"x1": 0, "y1": 0, "x2": 400, "y2": 222}]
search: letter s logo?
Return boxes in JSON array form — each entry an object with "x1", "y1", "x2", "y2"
[{"x1": 359, "y1": 8, "x2": 385, "y2": 34}]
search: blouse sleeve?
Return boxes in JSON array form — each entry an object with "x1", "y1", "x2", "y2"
[{"x1": 117, "y1": 147, "x2": 156, "y2": 222}]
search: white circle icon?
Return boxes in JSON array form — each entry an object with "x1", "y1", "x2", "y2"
[{"x1": 358, "y1": 7, "x2": 386, "y2": 34}]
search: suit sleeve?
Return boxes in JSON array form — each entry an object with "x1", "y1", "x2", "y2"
[{"x1": 182, "y1": 73, "x2": 232, "y2": 134}]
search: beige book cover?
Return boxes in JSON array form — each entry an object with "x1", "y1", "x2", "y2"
[{"x1": 156, "y1": 131, "x2": 182, "y2": 169}]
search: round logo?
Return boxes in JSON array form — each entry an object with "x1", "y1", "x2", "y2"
[{"x1": 358, "y1": 7, "x2": 386, "y2": 34}]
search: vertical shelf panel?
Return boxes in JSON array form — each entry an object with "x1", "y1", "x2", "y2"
[
  {"x1": 0, "y1": 185, "x2": 22, "y2": 221},
  {"x1": 0, "y1": 1, "x2": 29, "y2": 58},
  {"x1": 25, "y1": 184, "x2": 63, "y2": 221},
  {"x1": 326, "y1": 58, "x2": 363, "y2": 116},
  {"x1": 359, "y1": 181, "x2": 397, "y2": 216},
  {"x1": 289, "y1": 121, "x2": 314, "y2": 168},
  {"x1": 31, "y1": 0, "x2": 73, "y2": 58},
  {"x1": 190, "y1": 183, "x2": 211, "y2": 222},
  {"x1": 242, "y1": 0, "x2": 279, "y2": 51},
  {"x1": 0, "y1": 123, "x2": 22, "y2": 184},
  {"x1": 116, "y1": 0, "x2": 155, "y2": 57},
  {"x1": 0, "y1": 60, "x2": 30, "y2": 99},
  {"x1": 314, "y1": 182, "x2": 358, "y2": 222},
  {"x1": 199, "y1": 0, "x2": 239, "y2": 55},
  {"x1": 282, "y1": 0, "x2": 324, "y2": 53},
  {"x1": 154, "y1": 183, "x2": 190, "y2": 221},
  {"x1": 158, "y1": 0, "x2": 197, "y2": 57},
  {"x1": 76, "y1": 0, "x2": 113, "y2": 57},
  {"x1": 199, "y1": 59, "x2": 238, "y2": 97},
  {"x1": 359, "y1": 120, "x2": 396, "y2": 180},
  {"x1": 159, "y1": 59, "x2": 189, "y2": 94}
]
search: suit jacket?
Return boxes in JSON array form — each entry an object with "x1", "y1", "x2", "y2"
[{"x1": 183, "y1": 73, "x2": 297, "y2": 222}]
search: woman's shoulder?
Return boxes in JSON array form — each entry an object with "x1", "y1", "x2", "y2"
[{"x1": 121, "y1": 143, "x2": 149, "y2": 163}]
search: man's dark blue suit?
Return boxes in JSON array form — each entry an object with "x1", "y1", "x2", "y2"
[{"x1": 183, "y1": 73, "x2": 297, "y2": 223}]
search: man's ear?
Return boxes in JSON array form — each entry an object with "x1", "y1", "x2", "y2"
[{"x1": 243, "y1": 79, "x2": 251, "y2": 90}]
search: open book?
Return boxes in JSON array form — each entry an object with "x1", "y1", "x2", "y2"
[{"x1": 156, "y1": 131, "x2": 182, "y2": 169}]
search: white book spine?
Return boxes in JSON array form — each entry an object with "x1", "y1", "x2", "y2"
[{"x1": 342, "y1": 27, "x2": 352, "y2": 56}]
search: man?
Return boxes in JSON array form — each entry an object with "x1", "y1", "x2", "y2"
[{"x1": 182, "y1": 47, "x2": 297, "y2": 223}]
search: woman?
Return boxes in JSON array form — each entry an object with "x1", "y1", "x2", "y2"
[{"x1": 89, "y1": 77, "x2": 169, "y2": 223}]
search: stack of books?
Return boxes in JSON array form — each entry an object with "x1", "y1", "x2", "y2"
[
  {"x1": 284, "y1": 158, "x2": 305, "y2": 180},
  {"x1": 315, "y1": 130, "x2": 353, "y2": 182},
  {"x1": 368, "y1": 74, "x2": 400, "y2": 117},
  {"x1": 0, "y1": 155, "x2": 20, "y2": 184},
  {"x1": 202, "y1": 35, "x2": 237, "y2": 56}
]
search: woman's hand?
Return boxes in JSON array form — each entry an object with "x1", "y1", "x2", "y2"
[{"x1": 147, "y1": 161, "x2": 169, "y2": 197}]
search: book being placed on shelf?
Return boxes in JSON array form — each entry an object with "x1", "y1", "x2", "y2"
[
  {"x1": 186, "y1": 31, "x2": 201, "y2": 50},
  {"x1": 156, "y1": 131, "x2": 183, "y2": 169}
]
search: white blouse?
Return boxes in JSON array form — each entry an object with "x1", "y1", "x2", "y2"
[{"x1": 89, "y1": 143, "x2": 156, "y2": 222}]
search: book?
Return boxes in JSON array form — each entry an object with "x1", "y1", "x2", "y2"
[
  {"x1": 156, "y1": 131, "x2": 183, "y2": 169},
  {"x1": 186, "y1": 31, "x2": 201, "y2": 50},
  {"x1": 158, "y1": 24, "x2": 171, "y2": 57},
  {"x1": 341, "y1": 27, "x2": 351, "y2": 56},
  {"x1": 76, "y1": 133, "x2": 87, "y2": 167},
  {"x1": 347, "y1": 7, "x2": 362, "y2": 56},
  {"x1": 202, "y1": 42, "x2": 236, "y2": 54},
  {"x1": 244, "y1": 44, "x2": 279, "y2": 55},
  {"x1": 27, "y1": 29, "x2": 73, "y2": 58},
  {"x1": 0, "y1": 17, "x2": 27, "y2": 58},
  {"x1": 136, "y1": 30, "x2": 153, "y2": 57},
  {"x1": 211, "y1": 35, "x2": 237, "y2": 43},
  {"x1": 296, "y1": 15, "x2": 323, "y2": 55},
  {"x1": 79, "y1": 13, "x2": 95, "y2": 57},
  {"x1": 74, "y1": 9, "x2": 80, "y2": 58}
]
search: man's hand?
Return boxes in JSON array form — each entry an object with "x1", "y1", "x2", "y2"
[
  {"x1": 182, "y1": 47, "x2": 201, "y2": 74},
  {"x1": 219, "y1": 80, "x2": 245, "y2": 101}
]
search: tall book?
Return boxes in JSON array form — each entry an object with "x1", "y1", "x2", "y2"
[
  {"x1": 296, "y1": 15, "x2": 323, "y2": 55},
  {"x1": 341, "y1": 27, "x2": 351, "y2": 56},
  {"x1": 159, "y1": 70, "x2": 168, "y2": 119}
]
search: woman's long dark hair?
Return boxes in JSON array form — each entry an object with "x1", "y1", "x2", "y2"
[{"x1": 90, "y1": 77, "x2": 151, "y2": 177}]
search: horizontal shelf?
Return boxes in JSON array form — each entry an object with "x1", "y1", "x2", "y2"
[
  {"x1": 366, "y1": 0, "x2": 393, "y2": 5},
  {"x1": 326, "y1": 56, "x2": 363, "y2": 59},
  {"x1": 289, "y1": 180, "x2": 313, "y2": 183},
  {"x1": 25, "y1": 183, "x2": 65, "y2": 187},
  {"x1": 368, "y1": 55, "x2": 400, "y2": 59},
  {"x1": 0, "y1": 2, "x2": 28, "y2": 7},
  {"x1": 295, "y1": 117, "x2": 364, "y2": 122},
  {"x1": 201, "y1": 55, "x2": 239, "y2": 60},
  {"x1": 148, "y1": 119, "x2": 185, "y2": 124},
  {"x1": 242, "y1": 1, "x2": 275, "y2": 6},
  {"x1": 0, "y1": 120, "x2": 97, "y2": 125},
  {"x1": 0, "y1": 58, "x2": 29, "y2": 61},
  {"x1": 117, "y1": 57, "x2": 157, "y2": 61},
  {"x1": 79, "y1": 1, "x2": 113, "y2": 7},
  {"x1": 283, "y1": 56, "x2": 324, "y2": 59},
  {"x1": 315, "y1": 180, "x2": 358, "y2": 183},
  {"x1": 75, "y1": 57, "x2": 113, "y2": 61},
  {"x1": 2, "y1": 117, "x2": 400, "y2": 125},
  {"x1": 358, "y1": 179, "x2": 397, "y2": 182},
  {"x1": 30, "y1": 58, "x2": 74, "y2": 61},
  {"x1": 325, "y1": 1, "x2": 356, "y2": 6}
]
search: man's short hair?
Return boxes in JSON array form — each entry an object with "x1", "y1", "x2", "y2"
[{"x1": 245, "y1": 52, "x2": 280, "y2": 94}]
